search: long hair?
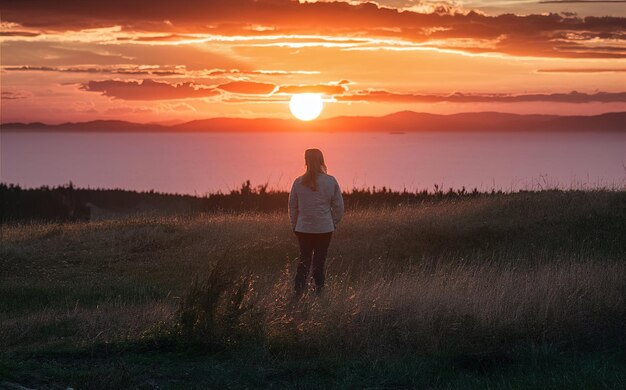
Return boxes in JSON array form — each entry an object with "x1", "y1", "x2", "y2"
[{"x1": 301, "y1": 148, "x2": 327, "y2": 191}]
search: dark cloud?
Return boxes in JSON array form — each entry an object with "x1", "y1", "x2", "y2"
[
  {"x1": 81, "y1": 79, "x2": 220, "y2": 100},
  {"x1": 80, "y1": 78, "x2": 349, "y2": 100},
  {"x1": 80, "y1": 77, "x2": 626, "y2": 104},
  {"x1": 1, "y1": 0, "x2": 625, "y2": 58},
  {"x1": 0, "y1": 31, "x2": 40, "y2": 37},
  {"x1": 335, "y1": 90, "x2": 626, "y2": 103},
  {"x1": 1, "y1": 91, "x2": 31, "y2": 99}
]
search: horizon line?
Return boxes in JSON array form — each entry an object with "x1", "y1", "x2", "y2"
[{"x1": 3, "y1": 110, "x2": 626, "y2": 127}]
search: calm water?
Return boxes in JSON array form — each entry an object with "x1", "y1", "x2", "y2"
[{"x1": 2, "y1": 131, "x2": 625, "y2": 194}]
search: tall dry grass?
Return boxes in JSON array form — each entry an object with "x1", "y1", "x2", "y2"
[
  {"x1": 169, "y1": 252, "x2": 625, "y2": 358},
  {"x1": 1, "y1": 191, "x2": 624, "y2": 358}
]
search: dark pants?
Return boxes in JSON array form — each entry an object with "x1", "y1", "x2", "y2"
[{"x1": 294, "y1": 231, "x2": 333, "y2": 296}]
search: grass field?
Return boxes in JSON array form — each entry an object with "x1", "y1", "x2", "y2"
[{"x1": 1, "y1": 190, "x2": 625, "y2": 389}]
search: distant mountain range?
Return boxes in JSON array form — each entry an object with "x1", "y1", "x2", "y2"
[{"x1": 3, "y1": 111, "x2": 626, "y2": 132}]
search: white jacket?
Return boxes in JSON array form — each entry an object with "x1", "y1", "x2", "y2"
[{"x1": 288, "y1": 173, "x2": 344, "y2": 233}]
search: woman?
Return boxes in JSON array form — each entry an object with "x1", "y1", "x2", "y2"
[{"x1": 289, "y1": 148, "x2": 344, "y2": 298}]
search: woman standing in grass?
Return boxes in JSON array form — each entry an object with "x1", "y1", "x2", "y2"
[{"x1": 289, "y1": 148, "x2": 344, "y2": 298}]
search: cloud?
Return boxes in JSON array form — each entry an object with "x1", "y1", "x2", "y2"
[
  {"x1": 1, "y1": 0, "x2": 625, "y2": 58},
  {"x1": 335, "y1": 90, "x2": 626, "y2": 103},
  {"x1": 1, "y1": 91, "x2": 31, "y2": 99},
  {"x1": 3, "y1": 65, "x2": 320, "y2": 79},
  {"x1": 78, "y1": 77, "x2": 626, "y2": 105},
  {"x1": 537, "y1": 68, "x2": 626, "y2": 73},
  {"x1": 0, "y1": 31, "x2": 40, "y2": 37},
  {"x1": 0, "y1": 41, "x2": 134, "y2": 66},
  {"x1": 120, "y1": 34, "x2": 195, "y2": 42},
  {"x1": 80, "y1": 78, "x2": 349, "y2": 100},
  {"x1": 158, "y1": 103, "x2": 197, "y2": 112},
  {"x1": 217, "y1": 81, "x2": 277, "y2": 94},
  {"x1": 206, "y1": 68, "x2": 320, "y2": 76},
  {"x1": 81, "y1": 79, "x2": 221, "y2": 100},
  {"x1": 538, "y1": 1, "x2": 626, "y2": 3},
  {"x1": 3, "y1": 65, "x2": 185, "y2": 76},
  {"x1": 275, "y1": 82, "x2": 349, "y2": 95}
]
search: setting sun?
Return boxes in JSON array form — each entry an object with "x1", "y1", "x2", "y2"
[{"x1": 289, "y1": 94, "x2": 323, "y2": 121}]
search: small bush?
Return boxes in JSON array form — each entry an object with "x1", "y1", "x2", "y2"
[{"x1": 173, "y1": 258, "x2": 260, "y2": 345}]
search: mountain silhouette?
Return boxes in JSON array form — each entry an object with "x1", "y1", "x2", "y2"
[{"x1": 3, "y1": 111, "x2": 625, "y2": 132}]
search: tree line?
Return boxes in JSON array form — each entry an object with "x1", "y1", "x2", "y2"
[{"x1": 1, "y1": 181, "x2": 500, "y2": 222}]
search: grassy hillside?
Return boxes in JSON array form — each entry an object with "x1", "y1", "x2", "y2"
[{"x1": 1, "y1": 191, "x2": 625, "y2": 388}]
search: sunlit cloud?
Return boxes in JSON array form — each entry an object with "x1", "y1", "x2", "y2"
[{"x1": 275, "y1": 80, "x2": 351, "y2": 95}]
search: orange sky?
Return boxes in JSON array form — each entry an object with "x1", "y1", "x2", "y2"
[{"x1": 1, "y1": 0, "x2": 625, "y2": 123}]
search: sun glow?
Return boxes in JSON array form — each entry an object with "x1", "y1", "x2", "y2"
[{"x1": 289, "y1": 93, "x2": 323, "y2": 121}]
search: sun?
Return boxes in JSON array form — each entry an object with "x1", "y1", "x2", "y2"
[{"x1": 289, "y1": 93, "x2": 323, "y2": 121}]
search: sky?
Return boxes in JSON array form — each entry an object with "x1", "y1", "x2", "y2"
[{"x1": 1, "y1": 0, "x2": 625, "y2": 123}]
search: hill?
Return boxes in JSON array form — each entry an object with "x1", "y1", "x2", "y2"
[{"x1": 3, "y1": 111, "x2": 626, "y2": 132}]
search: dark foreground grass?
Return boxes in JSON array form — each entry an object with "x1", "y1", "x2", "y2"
[
  {"x1": 1, "y1": 190, "x2": 625, "y2": 388},
  {"x1": 1, "y1": 344, "x2": 624, "y2": 389}
]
